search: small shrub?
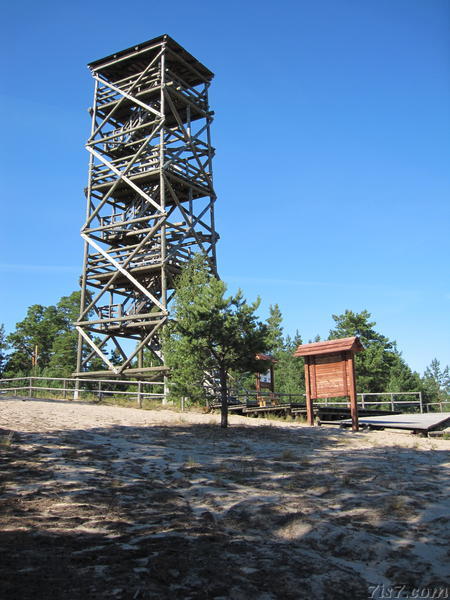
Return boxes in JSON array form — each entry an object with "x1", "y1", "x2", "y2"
[
  {"x1": 0, "y1": 431, "x2": 14, "y2": 447},
  {"x1": 276, "y1": 449, "x2": 297, "y2": 461}
]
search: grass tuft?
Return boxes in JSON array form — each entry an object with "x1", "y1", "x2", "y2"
[
  {"x1": 276, "y1": 449, "x2": 297, "y2": 461},
  {"x1": 0, "y1": 431, "x2": 14, "y2": 447}
]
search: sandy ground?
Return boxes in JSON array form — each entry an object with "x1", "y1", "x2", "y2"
[{"x1": 0, "y1": 396, "x2": 449, "y2": 600}]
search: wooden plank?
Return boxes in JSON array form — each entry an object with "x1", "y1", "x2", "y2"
[
  {"x1": 346, "y1": 351, "x2": 359, "y2": 431},
  {"x1": 304, "y1": 357, "x2": 315, "y2": 426},
  {"x1": 314, "y1": 363, "x2": 343, "y2": 374},
  {"x1": 310, "y1": 358, "x2": 317, "y2": 399},
  {"x1": 341, "y1": 352, "x2": 349, "y2": 397},
  {"x1": 315, "y1": 375, "x2": 344, "y2": 388},
  {"x1": 333, "y1": 413, "x2": 450, "y2": 433},
  {"x1": 315, "y1": 354, "x2": 342, "y2": 365},
  {"x1": 315, "y1": 389, "x2": 347, "y2": 399}
]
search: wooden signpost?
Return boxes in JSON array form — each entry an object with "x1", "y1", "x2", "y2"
[
  {"x1": 255, "y1": 353, "x2": 276, "y2": 406},
  {"x1": 293, "y1": 337, "x2": 364, "y2": 431}
]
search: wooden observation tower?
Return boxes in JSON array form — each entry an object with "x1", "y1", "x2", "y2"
[{"x1": 75, "y1": 35, "x2": 218, "y2": 383}]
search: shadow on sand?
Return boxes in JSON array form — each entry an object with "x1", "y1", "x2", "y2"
[{"x1": 1, "y1": 400, "x2": 449, "y2": 599}]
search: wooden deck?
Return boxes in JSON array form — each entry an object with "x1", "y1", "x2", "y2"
[
  {"x1": 209, "y1": 402, "x2": 306, "y2": 418},
  {"x1": 325, "y1": 412, "x2": 450, "y2": 434},
  {"x1": 243, "y1": 403, "x2": 305, "y2": 417},
  {"x1": 210, "y1": 404, "x2": 401, "y2": 422},
  {"x1": 316, "y1": 407, "x2": 400, "y2": 421}
]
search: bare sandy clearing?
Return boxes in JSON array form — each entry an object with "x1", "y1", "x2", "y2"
[{"x1": 1, "y1": 397, "x2": 449, "y2": 600}]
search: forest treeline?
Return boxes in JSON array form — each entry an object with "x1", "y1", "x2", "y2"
[
  {"x1": 0, "y1": 291, "x2": 110, "y2": 379},
  {"x1": 0, "y1": 287, "x2": 449, "y2": 406},
  {"x1": 260, "y1": 305, "x2": 449, "y2": 405}
]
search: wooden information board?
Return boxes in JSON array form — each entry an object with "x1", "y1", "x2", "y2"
[
  {"x1": 294, "y1": 337, "x2": 364, "y2": 431},
  {"x1": 255, "y1": 353, "x2": 276, "y2": 407}
]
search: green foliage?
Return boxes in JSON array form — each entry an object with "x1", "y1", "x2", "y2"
[
  {"x1": 163, "y1": 255, "x2": 269, "y2": 426},
  {"x1": 385, "y1": 354, "x2": 422, "y2": 393},
  {"x1": 4, "y1": 291, "x2": 82, "y2": 377},
  {"x1": 110, "y1": 347, "x2": 124, "y2": 367},
  {"x1": 2, "y1": 274, "x2": 445, "y2": 411},
  {"x1": 55, "y1": 291, "x2": 82, "y2": 327},
  {"x1": 46, "y1": 332, "x2": 78, "y2": 377},
  {"x1": 261, "y1": 305, "x2": 305, "y2": 398},
  {"x1": 164, "y1": 330, "x2": 207, "y2": 405},
  {"x1": 422, "y1": 358, "x2": 450, "y2": 405},
  {"x1": 274, "y1": 331, "x2": 305, "y2": 396},
  {"x1": 232, "y1": 306, "x2": 305, "y2": 398},
  {"x1": 328, "y1": 309, "x2": 419, "y2": 393},
  {"x1": 329, "y1": 309, "x2": 391, "y2": 348},
  {"x1": 5, "y1": 304, "x2": 64, "y2": 375},
  {"x1": 85, "y1": 336, "x2": 114, "y2": 373},
  {"x1": 309, "y1": 334, "x2": 322, "y2": 343},
  {"x1": 46, "y1": 291, "x2": 83, "y2": 376},
  {"x1": 265, "y1": 304, "x2": 284, "y2": 354},
  {"x1": 3, "y1": 291, "x2": 124, "y2": 377},
  {"x1": 0, "y1": 324, "x2": 7, "y2": 376}
]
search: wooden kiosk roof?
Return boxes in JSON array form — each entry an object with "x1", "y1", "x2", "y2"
[
  {"x1": 294, "y1": 336, "x2": 364, "y2": 357},
  {"x1": 256, "y1": 353, "x2": 277, "y2": 363}
]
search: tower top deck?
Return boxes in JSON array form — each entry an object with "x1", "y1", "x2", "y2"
[{"x1": 88, "y1": 34, "x2": 214, "y2": 85}]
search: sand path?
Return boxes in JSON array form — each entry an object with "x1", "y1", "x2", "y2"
[{"x1": 1, "y1": 397, "x2": 449, "y2": 599}]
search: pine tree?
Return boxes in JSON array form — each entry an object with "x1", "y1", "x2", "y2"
[
  {"x1": 164, "y1": 255, "x2": 269, "y2": 427},
  {"x1": 0, "y1": 324, "x2": 7, "y2": 376},
  {"x1": 385, "y1": 354, "x2": 422, "y2": 394},
  {"x1": 5, "y1": 304, "x2": 65, "y2": 374},
  {"x1": 329, "y1": 309, "x2": 406, "y2": 393},
  {"x1": 275, "y1": 331, "x2": 305, "y2": 396},
  {"x1": 46, "y1": 332, "x2": 79, "y2": 377},
  {"x1": 422, "y1": 359, "x2": 450, "y2": 405},
  {"x1": 265, "y1": 304, "x2": 284, "y2": 355},
  {"x1": 5, "y1": 291, "x2": 82, "y2": 377},
  {"x1": 47, "y1": 291, "x2": 83, "y2": 376}
]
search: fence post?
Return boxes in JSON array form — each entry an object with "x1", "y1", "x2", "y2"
[
  {"x1": 161, "y1": 375, "x2": 168, "y2": 405},
  {"x1": 361, "y1": 394, "x2": 365, "y2": 409},
  {"x1": 73, "y1": 379, "x2": 79, "y2": 401},
  {"x1": 63, "y1": 379, "x2": 67, "y2": 400},
  {"x1": 390, "y1": 393, "x2": 394, "y2": 412},
  {"x1": 137, "y1": 381, "x2": 142, "y2": 408},
  {"x1": 98, "y1": 380, "x2": 102, "y2": 403},
  {"x1": 419, "y1": 392, "x2": 423, "y2": 414},
  {"x1": 28, "y1": 377, "x2": 33, "y2": 398}
]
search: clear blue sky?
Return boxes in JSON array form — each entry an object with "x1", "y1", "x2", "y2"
[{"x1": 1, "y1": 0, "x2": 449, "y2": 374}]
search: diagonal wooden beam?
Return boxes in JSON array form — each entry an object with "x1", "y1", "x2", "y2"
[
  {"x1": 79, "y1": 214, "x2": 168, "y2": 319},
  {"x1": 82, "y1": 121, "x2": 164, "y2": 230},
  {"x1": 81, "y1": 334, "x2": 112, "y2": 368},
  {"x1": 81, "y1": 233, "x2": 166, "y2": 312},
  {"x1": 76, "y1": 326, "x2": 118, "y2": 374},
  {"x1": 89, "y1": 48, "x2": 164, "y2": 142},
  {"x1": 116, "y1": 318, "x2": 167, "y2": 374}
]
